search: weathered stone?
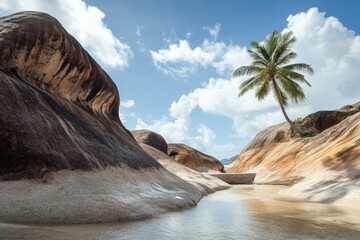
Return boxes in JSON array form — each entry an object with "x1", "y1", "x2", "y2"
[
  {"x1": 0, "y1": 11, "x2": 160, "y2": 180},
  {"x1": 0, "y1": 11, "x2": 211, "y2": 224},
  {"x1": 227, "y1": 110, "x2": 360, "y2": 208},
  {"x1": 168, "y1": 143, "x2": 225, "y2": 172},
  {"x1": 301, "y1": 109, "x2": 359, "y2": 132},
  {"x1": 132, "y1": 130, "x2": 168, "y2": 154}
]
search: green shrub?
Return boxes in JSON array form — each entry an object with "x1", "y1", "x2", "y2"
[{"x1": 289, "y1": 117, "x2": 302, "y2": 138}]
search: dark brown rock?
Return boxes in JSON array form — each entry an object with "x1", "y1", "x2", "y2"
[
  {"x1": 301, "y1": 110, "x2": 359, "y2": 132},
  {"x1": 131, "y1": 130, "x2": 168, "y2": 154},
  {"x1": 0, "y1": 11, "x2": 160, "y2": 180},
  {"x1": 168, "y1": 143, "x2": 225, "y2": 172}
]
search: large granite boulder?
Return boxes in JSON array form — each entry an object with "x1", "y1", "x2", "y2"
[
  {"x1": 168, "y1": 143, "x2": 225, "y2": 173},
  {"x1": 301, "y1": 107, "x2": 360, "y2": 132},
  {"x1": 0, "y1": 11, "x2": 205, "y2": 223},
  {"x1": 139, "y1": 143, "x2": 229, "y2": 194},
  {"x1": 132, "y1": 130, "x2": 168, "y2": 154},
  {"x1": 227, "y1": 108, "x2": 360, "y2": 209},
  {"x1": 132, "y1": 130, "x2": 229, "y2": 193}
]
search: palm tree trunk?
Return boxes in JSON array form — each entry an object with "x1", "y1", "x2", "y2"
[{"x1": 271, "y1": 79, "x2": 308, "y2": 136}]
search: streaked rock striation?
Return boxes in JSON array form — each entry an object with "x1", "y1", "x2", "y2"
[
  {"x1": 132, "y1": 130, "x2": 230, "y2": 193},
  {"x1": 227, "y1": 105, "x2": 360, "y2": 208},
  {"x1": 0, "y1": 11, "x2": 211, "y2": 223},
  {"x1": 132, "y1": 130, "x2": 168, "y2": 154},
  {"x1": 168, "y1": 143, "x2": 225, "y2": 172}
]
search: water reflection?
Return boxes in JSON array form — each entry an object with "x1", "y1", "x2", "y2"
[{"x1": 1, "y1": 185, "x2": 359, "y2": 240}]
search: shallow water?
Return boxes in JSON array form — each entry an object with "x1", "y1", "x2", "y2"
[{"x1": 1, "y1": 185, "x2": 360, "y2": 240}]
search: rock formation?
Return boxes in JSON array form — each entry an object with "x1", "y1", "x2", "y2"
[
  {"x1": 132, "y1": 130, "x2": 229, "y2": 193},
  {"x1": 227, "y1": 105, "x2": 360, "y2": 208},
  {"x1": 132, "y1": 130, "x2": 168, "y2": 154},
  {"x1": 168, "y1": 144, "x2": 225, "y2": 172},
  {"x1": 221, "y1": 155, "x2": 238, "y2": 166},
  {"x1": 301, "y1": 105, "x2": 359, "y2": 132},
  {"x1": 0, "y1": 11, "x2": 210, "y2": 223}
]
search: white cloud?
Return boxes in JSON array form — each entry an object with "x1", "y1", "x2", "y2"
[
  {"x1": 135, "y1": 95, "x2": 235, "y2": 158},
  {"x1": 204, "y1": 23, "x2": 221, "y2": 40},
  {"x1": 120, "y1": 99, "x2": 135, "y2": 109},
  {"x1": 142, "y1": 7, "x2": 360, "y2": 158},
  {"x1": 150, "y1": 39, "x2": 250, "y2": 77},
  {"x1": 0, "y1": 0, "x2": 133, "y2": 69},
  {"x1": 284, "y1": 7, "x2": 360, "y2": 106}
]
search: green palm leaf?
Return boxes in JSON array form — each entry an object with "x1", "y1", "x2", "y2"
[{"x1": 233, "y1": 30, "x2": 315, "y2": 136}]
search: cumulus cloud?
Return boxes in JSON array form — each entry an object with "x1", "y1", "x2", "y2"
[
  {"x1": 284, "y1": 7, "x2": 360, "y2": 105},
  {"x1": 135, "y1": 94, "x2": 235, "y2": 158},
  {"x1": 140, "y1": 7, "x2": 360, "y2": 158},
  {"x1": 0, "y1": 0, "x2": 133, "y2": 69},
  {"x1": 120, "y1": 99, "x2": 135, "y2": 109},
  {"x1": 150, "y1": 39, "x2": 250, "y2": 77}
]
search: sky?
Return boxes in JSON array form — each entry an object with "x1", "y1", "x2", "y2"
[{"x1": 0, "y1": 0, "x2": 359, "y2": 160}]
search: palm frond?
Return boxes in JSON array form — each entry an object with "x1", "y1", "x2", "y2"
[
  {"x1": 233, "y1": 66, "x2": 264, "y2": 77},
  {"x1": 247, "y1": 50, "x2": 268, "y2": 66},
  {"x1": 283, "y1": 63, "x2": 314, "y2": 75},
  {"x1": 272, "y1": 81, "x2": 289, "y2": 106},
  {"x1": 281, "y1": 31, "x2": 296, "y2": 46},
  {"x1": 250, "y1": 41, "x2": 270, "y2": 61},
  {"x1": 277, "y1": 74, "x2": 306, "y2": 104},
  {"x1": 238, "y1": 74, "x2": 264, "y2": 96},
  {"x1": 255, "y1": 79, "x2": 270, "y2": 101},
  {"x1": 277, "y1": 69, "x2": 311, "y2": 86},
  {"x1": 266, "y1": 30, "x2": 279, "y2": 57},
  {"x1": 275, "y1": 51, "x2": 297, "y2": 66}
]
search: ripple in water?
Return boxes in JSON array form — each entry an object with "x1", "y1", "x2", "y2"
[{"x1": 1, "y1": 185, "x2": 360, "y2": 240}]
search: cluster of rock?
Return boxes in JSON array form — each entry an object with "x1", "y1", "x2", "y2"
[
  {"x1": 227, "y1": 103, "x2": 360, "y2": 208},
  {"x1": 0, "y1": 11, "x2": 228, "y2": 224},
  {"x1": 131, "y1": 130, "x2": 229, "y2": 194}
]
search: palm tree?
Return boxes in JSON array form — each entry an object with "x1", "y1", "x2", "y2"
[{"x1": 233, "y1": 30, "x2": 314, "y2": 136}]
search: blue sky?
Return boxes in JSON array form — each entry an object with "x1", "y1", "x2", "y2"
[{"x1": 1, "y1": 0, "x2": 359, "y2": 159}]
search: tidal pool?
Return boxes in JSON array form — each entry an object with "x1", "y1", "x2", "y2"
[{"x1": 1, "y1": 185, "x2": 360, "y2": 240}]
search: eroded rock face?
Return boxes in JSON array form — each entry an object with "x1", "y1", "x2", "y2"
[
  {"x1": 0, "y1": 11, "x2": 160, "y2": 180},
  {"x1": 168, "y1": 144, "x2": 225, "y2": 173},
  {"x1": 132, "y1": 130, "x2": 229, "y2": 193},
  {"x1": 301, "y1": 109, "x2": 359, "y2": 132},
  {"x1": 0, "y1": 11, "x2": 206, "y2": 223},
  {"x1": 227, "y1": 111, "x2": 360, "y2": 208},
  {"x1": 132, "y1": 130, "x2": 168, "y2": 154},
  {"x1": 139, "y1": 143, "x2": 229, "y2": 194}
]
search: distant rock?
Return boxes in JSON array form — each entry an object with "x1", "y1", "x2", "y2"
[
  {"x1": 227, "y1": 105, "x2": 360, "y2": 209},
  {"x1": 168, "y1": 144, "x2": 225, "y2": 173},
  {"x1": 132, "y1": 130, "x2": 168, "y2": 154},
  {"x1": 0, "y1": 11, "x2": 209, "y2": 223},
  {"x1": 221, "y1": 155, "x2": 238, "y2": 165},
  {"x1": 139, "y1": 143, "x2": 229, "y2": 194},
  {"x1": 132, "y1": 130, "x2": 229, "y2": 192}
]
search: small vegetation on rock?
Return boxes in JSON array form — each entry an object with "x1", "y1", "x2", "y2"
[{"x1": 289, "y1": 117, "x2": 302, "y2": 138}]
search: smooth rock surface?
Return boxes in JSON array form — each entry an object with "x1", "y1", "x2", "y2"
[
  {"x1": 140, "y1": 143, "x2": 230, "y2": 194},
  {"x1": 0, "y1": 11, "x2": 210, "y2": 223},
  {"x1": 168, "y1": 143, "x2": 225, "y2": 173},
  {"x1": 132, "y1": 130, "x2": 168, "y2": 154},
  {"x1": 131, "y1": 130, "x2": 230, "y2": 193},
  {"x1": 0, "y1": 11, "x2": 157, "y2": 180},
  {"x1": 227, "y1": 111, "x2": 360, "y2": 208}
]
